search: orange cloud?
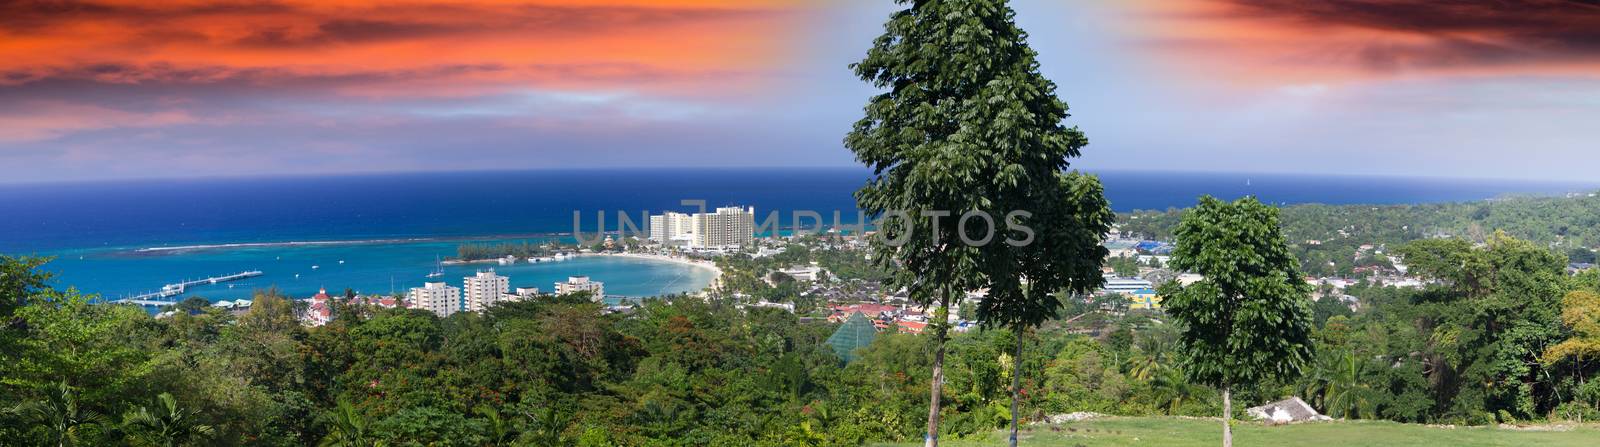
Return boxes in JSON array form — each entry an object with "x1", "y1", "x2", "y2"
[
  {"x1": 0, "y1": 0, "x2": 815, "y2": 96},
  {"x1": 1125, "y1": 0, "x2": 1600, "y2": 85}
]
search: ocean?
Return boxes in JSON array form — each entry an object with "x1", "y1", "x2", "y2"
[{"x1": 0, "y1": 168, "x2": 1593, "y2": 302}]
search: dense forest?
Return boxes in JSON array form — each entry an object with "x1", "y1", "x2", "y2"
[{"x1": 1118, "y1": 192, "x2": 1600, "y2": 276}]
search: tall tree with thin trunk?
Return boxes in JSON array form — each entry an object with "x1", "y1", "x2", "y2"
[
  {"x1": 979, "y1": 173, "x2": 1113, "y2": 447},
  {"x1": 847, "y1": 0, "x2": 1104, "y2": 444},
  {"x1": 1159, "y1": 196, "x2": 1316, "y2": 447}
]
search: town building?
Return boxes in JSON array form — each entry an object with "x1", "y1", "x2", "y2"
[
  {"x1": 691, "y1": 206, "x2": 755, "y2": 249},
  {"x1": 1101, "y1": 276, "x2": 1154, "y2": 295},
  {"x1": 409, "y1": 282, "x2": 461, "y2": 318},
  {"x1": 1128, "y1": 288, "x2": 1162, "y2": 310},
  {"x1": 463, "y1": 269, "x2": 510, "y2": 312},
  {"x1": 513, "y1": 287, "x2": 541, "y2": 300},
  {"x1": 302, "y1": 288, "x2": 335, "y2": 326},
  {"x1": 776, "y1": 264, "x2": 827, "y2": 282},
  {"x1": 554, "y1": 275, "x2": 605, "y2": 300},
  {"x1": 649, "y1": 211, "x2": 696, "y2": 243}
]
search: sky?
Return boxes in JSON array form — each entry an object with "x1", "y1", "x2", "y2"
[{"x1": 1, "y1": 0, "x2": 1597, "y2": 183}]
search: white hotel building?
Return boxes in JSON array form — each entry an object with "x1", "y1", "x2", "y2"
[
  {"x1": 649, "y1": 211, "x2": 696, "y2": 244},
  {"x1": 554, "y1": 275, "x2": 605, "y2": 301},
  {"x1": 693, "y1": 206, "x2": 756, "y2": 249},
  {"x1": 649, "y1": 206, "x2": 756, "y2": 250},
  {"x1": 408, "y1": 282, "x2": 461, "y2": 318},
  {"x1": 463, "y1": 269, "x2": 510, "y2": 312}
]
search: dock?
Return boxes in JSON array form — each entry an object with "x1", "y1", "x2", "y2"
[{"x1": 111, "y1": 270, "x2": 264, "y2": 306}]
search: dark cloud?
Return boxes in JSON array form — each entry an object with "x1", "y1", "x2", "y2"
[
  {"x1": 0, "y1": 1, "x2": 771, "y2": 47},
  {"x1": 1223, "y1": 0, "x2": 1600, "y2": 70},
  {"x1": 0, "y1": 0, "x2": 293, "y2": 31}
]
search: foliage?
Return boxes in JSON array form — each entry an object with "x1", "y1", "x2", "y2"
[
  {"x1": 1119, "y1": 191, "x2": 1600, "y2": 277},
  {"x1": 1160, "y1": 196, "x2": 1316, "y2": 389},
  {"x1": 121, "y1": 392, "x2": 216, "y2": 447},
  {"x1": 846, "y1": 0, "x2": 1118, "y2": 442},
  {"x1": 1160, "y1": 196, "x2": 1315, "y2": 446}
]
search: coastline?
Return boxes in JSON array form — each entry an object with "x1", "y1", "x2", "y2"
[{"x1": 594, "y1": 252, "x2": 722, "y2": 283}]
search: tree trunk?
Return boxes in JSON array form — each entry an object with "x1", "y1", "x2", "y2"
[
  {"x1": 1009, "y1": 324, "x2": 1024, "y2": 447},
  {"x1": 925, "y1": 296, "x2": 951, "y2": 447},
  {"x1": 1221, "y1": 386, "x2": 1233, "y2": 447}
]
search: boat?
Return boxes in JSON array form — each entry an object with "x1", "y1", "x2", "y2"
[
  {"x1": 426, "y1": 255, "x2": 445, "y2": 278},
  {"x1": 311, "y1": 265, "x2": 320, "y2": 270}
]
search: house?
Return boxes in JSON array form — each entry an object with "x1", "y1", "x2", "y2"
[
  {"x1": 828, "y1": 303, "x2": 900, "y2": 322},
  {"x1": 1101, "y1": 276, "x2": 1154, "y2": 295},
  {"x1": 1128, "y1": 289, "x2": 1162, "y2": 310},
  {"x1": 776, "y1": 264, "x2": 827, "y2": 283},
  {"x1": 300, "y1": 288, "x2": 336, "y2": 326},
  {"x1": 741, "y1": 300, "x2": 796, "y2": 313},
  {"x1": 896, "y1": 320, "x2": 928, "y2": 335}
]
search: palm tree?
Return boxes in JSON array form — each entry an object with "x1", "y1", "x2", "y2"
[
  {"x1": 1302, "y1": 350, "x2": 1376, "y2": 419},
  {"x1": 518, "y1": 406, "x2": 573, "y2": 447},
  {"x1": 1148, "y1": 367, "x2": 1202, "y2": 415},
  {"x1": 318, "y1": 399, "x2": 381, "y2": 447},
  {"x1": 121, "y1": 393, "x2": 215, "y2": 447},
  {"x1": 474, "y1": 405, "x2": 519, "y2": 446},
  {"x1": 1127, "y1": 332, "x2": 1175, "y2": 382},
  {"x1": 12, "y1": 382, "x2": 103, "y2": 447}
]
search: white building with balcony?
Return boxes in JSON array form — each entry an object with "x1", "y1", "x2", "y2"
[
  {"x1": 408, "y1": 282, "x2": 461, "y2": 318},
  {"x1": 463, "y1": 269, "x2": 510, "y2": 312},
  {"x1": 554, "y1": 275, "x2": 605, "y2": 301}
]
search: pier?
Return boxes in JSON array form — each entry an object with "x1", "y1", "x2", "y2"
[{"x1": 111, "y1": 270, "x2": 263, "y2": 306}]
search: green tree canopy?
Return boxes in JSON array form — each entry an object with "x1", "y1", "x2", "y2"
[
  {"x1": 1160, "y1": 196, "x2": 1315, "y2": 446},
  {"x1": 847, "y1": 0, "x2": 1102, "y2": 443}
]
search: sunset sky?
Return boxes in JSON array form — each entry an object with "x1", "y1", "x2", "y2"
[{"x1": 2, "y1": 0, "x2": 1597, "y2": 183}]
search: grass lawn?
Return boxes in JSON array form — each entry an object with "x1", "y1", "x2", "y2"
[{"x1": 871, "y1": 416, "x2": 1600, "y2": 447}]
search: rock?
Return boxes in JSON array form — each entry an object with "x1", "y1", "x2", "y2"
[{"x1": 1038, "y1": 412, "x2": 1105, "y2": 424}]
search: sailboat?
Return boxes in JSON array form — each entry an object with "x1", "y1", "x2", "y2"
[{"x1": 426, "y1": 255, "x2": 444, "y2": 279}]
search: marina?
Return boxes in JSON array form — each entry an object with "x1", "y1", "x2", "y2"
[{"x1": 110, "y1": 270, "x2": 264, "y2": 306}]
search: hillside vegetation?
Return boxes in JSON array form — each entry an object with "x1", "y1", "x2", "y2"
[{"x1": 875, "y1": 416, "x2": 1600, "y2": 447}]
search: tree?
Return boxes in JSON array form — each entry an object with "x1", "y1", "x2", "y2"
[
  {"x1": 6, "y1": 288, "x2": 150, "y2": 404},
  {"x1": 1108, "y1": 256, "x2": 1139, "y2": 278},
  {"x1": 1546, "y1": 290, "x2": 1600, "y2": 365},
  {"x1": 846, "y1": 1, "x2": 1104, "y2": 444},
  {"x1": 174, "y1": 297, "x2": 211, "y2": 315},
  {"x1": 121, "y1": 393, "x2": 216, "y2": 447},
  {"x1": 0, "y1": 255, "x2": 53, "y2": 361},
  {"x1": 1544, "y1": 290, "x2": 1600, "y2": 407},
  {"x1": 0, "y1": 254, "x2": 53, "y2": 318},
  {"x1": 318, "y1": 399, "x2": 378, "y2": 447},
  {"x1": 1397, "y1": 232, "x2": 1568, "y2": 420},
  {"x1": 1159, "y1": 196, "x2": 1315, "y2": 447},
  {"x1": 11, "y1": 382, "x2": 103, "y2": 447}
]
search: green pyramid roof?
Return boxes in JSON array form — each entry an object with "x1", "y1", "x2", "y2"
[{"x1": 826, "y1": 311, "x2": 878, "y2": 363}]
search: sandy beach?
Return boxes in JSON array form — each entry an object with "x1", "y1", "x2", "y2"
[{"x1": 597, "y1": 252, "x2": 723, "y2": 282}]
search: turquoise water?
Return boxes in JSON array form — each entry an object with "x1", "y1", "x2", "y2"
[{"x1": 47, "y1": 237, "x2": 716, "y2": 304}]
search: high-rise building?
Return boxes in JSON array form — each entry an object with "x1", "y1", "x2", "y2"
[
  {"x1": 554, "y1": 275, "x2": 605, "y2": 301},
  {"x1": 408, "y1": 282, "x2": 461, "y2": 318},
  {"x1": 649, "y1": 211, "x2": 695, "y2": 243},
  {"x1": 691, "y1": 206, "x2": 754, "y2": 249},
  {"x1": 463, "y1": 269, "x2": 510, "y2": 312}
]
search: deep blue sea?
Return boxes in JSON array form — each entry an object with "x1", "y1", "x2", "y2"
[{"x1": 0, "y1": 168, "x2": 1594, "y2": 302}]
